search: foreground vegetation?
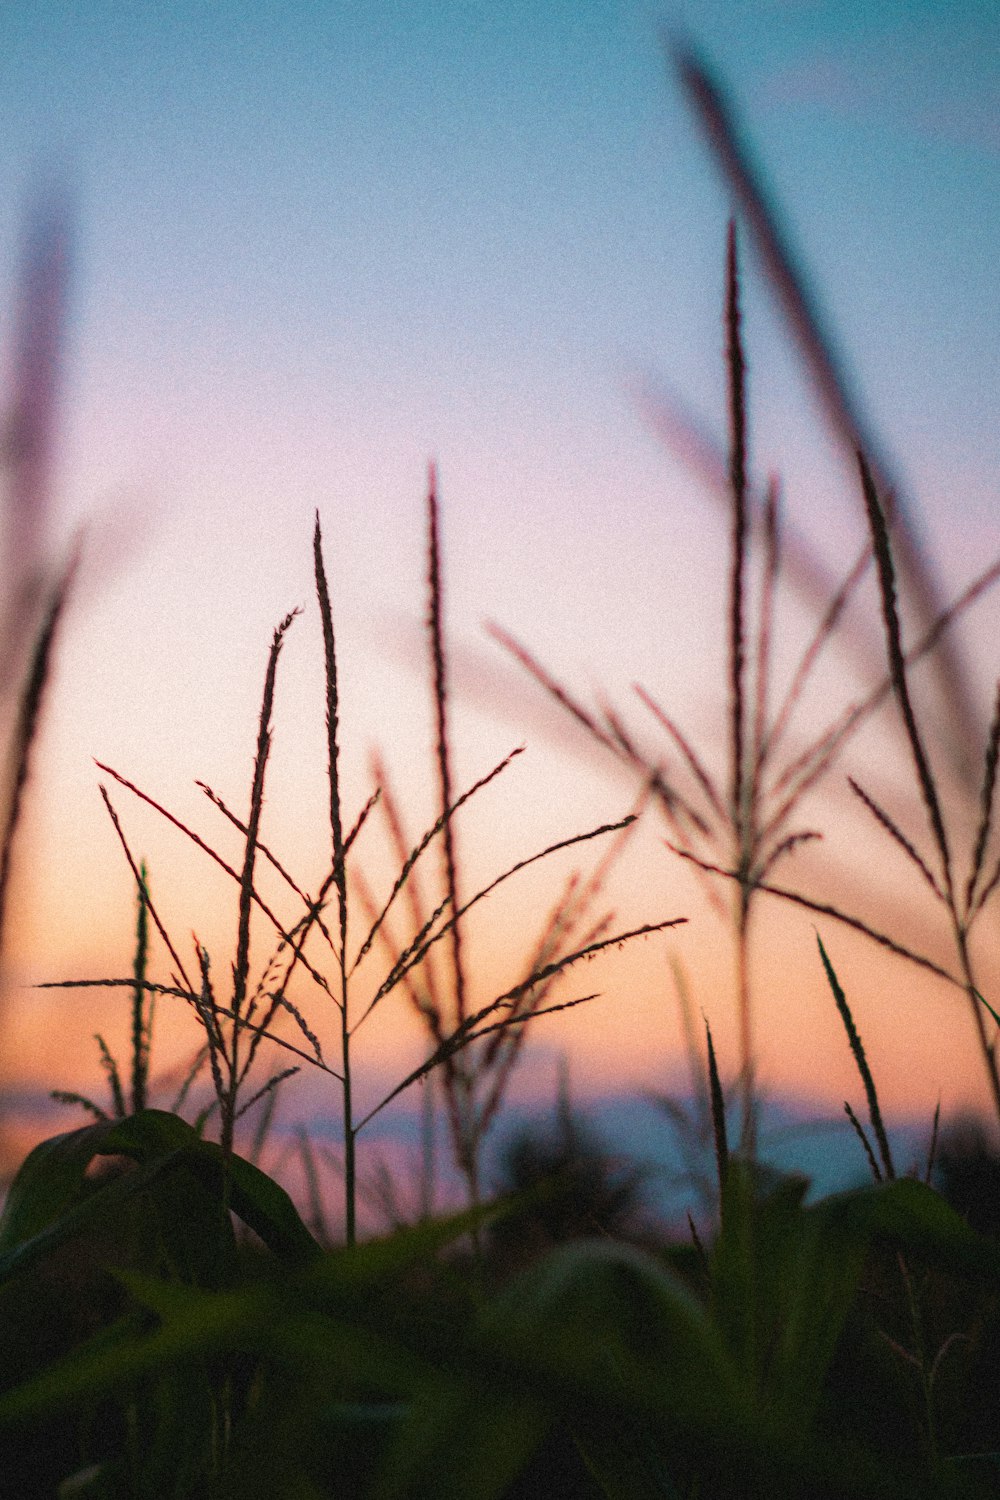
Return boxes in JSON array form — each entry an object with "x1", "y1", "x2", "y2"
[
  {"x1": 1, "y1": 40, "x2": 999, "y2": 1500},
  {"x1": 1, "y1": 1098, "x2": 999, "y2": 1499}
]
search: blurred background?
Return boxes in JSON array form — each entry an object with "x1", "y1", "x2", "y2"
[{"x1": 0, "y1": 1, "x2": 997, "y2": 1212}]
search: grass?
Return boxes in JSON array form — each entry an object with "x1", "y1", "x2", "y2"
[
  {"x1": 40, "y1": 496, "x2": 674, "y2": 1247},
  {"x1": 0, "y1": 36, "x2": 999, "y2": 1500},
  {"x1": 493, "y1": 47, "x2": 1000, "y2": 1155}
]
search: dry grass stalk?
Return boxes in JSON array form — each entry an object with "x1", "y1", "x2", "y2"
[
  {"x1": 856, "y1": 455, "x2": 1000, "y2": 1122},
  {"x1": 859, "y1": 458, "x2": 953, "y2": 906},
  {"x1": 224, "y1": 609, "x2": 300, "y2": 1151},
  {"x1": 352, "y1": 478, "x2": 689, "y2": 1215},
  {"x1": 666, "y1": 845, "x2": 958, "y2": 986},
  {"x1": 0, "y1": 545, "x2": 79, "y2": 960},
  {"x1": 44, "y1": 492, "x2": 681, "y2": 1243},
  {"x1": 130, "y1": 859, "x2": 152, "y2": 1114},
  {"x1": 427, "y1": 465, "x2": 467, "y2": 1030},
  {"x1": 750, "y1": 478, "x2": 779, "y2": 801},
  {"x1": 723, "y1": 222, "x2": 757, "y2": 1150},
  {"x1": 654, "y1": 41, "x2": 1000, "y2": 1143},
  {"x1": 847, "y1": 777, "x2": 943, "y2": 901},
  {"x1": 0, "y1": 193, "x2": 76, "y2": 1054},
  {"x1": 762, "y1": 553, "x2": 1000, "y2": 835},
  {"x1": 493, "y1": 226, "x2": 867, "y2": 1155},
  {"x1": 726, "y1": 218, "x2": 749, "y2": 839},
  {"x1": 493, "y1": 51, "x2": 1000, "y2": 1166},
  {"x1": 0, "y1": 189, "x2": 68, "y2": 694},
  {"x1": 669, "y1": 37, "x2": 983, "y2": 784},
  {"x1": 634, "y1": 375, "x2": 881, "y2": 700},
  {"x1": 311, "y1": 512, "x2": 358, "y2": 1238}
]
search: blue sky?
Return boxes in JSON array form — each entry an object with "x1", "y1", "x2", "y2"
[
  {"x1": 3, "y1": 2, "x2": 996, "y2": 559},
  {"x1": 0, "y1": 1, "x2": 998, "y2": 1117}
]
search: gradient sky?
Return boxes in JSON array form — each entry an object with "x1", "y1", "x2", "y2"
[{"x1": 0, "y1": 1, "x2": 998, "y2": 1139}]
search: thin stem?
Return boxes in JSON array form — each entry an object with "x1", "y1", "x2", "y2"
[
  {"x1": 858, "y1": 455, "x2": 954, "y2": 909},
  {"x1": 313, "y1": 513, "x2": 354, "y2": 1244},
  {"x1": 735, "y1": 891, "x2": 755, "y2": 1154},
  {"x1": 427, "y1": 470, "x2": 466, "y2": 1014},
  {"x1": 954, "y1": 922, "x2": 1000, "y2": 1125},
  {"x1": 726, "y1": 219, "x2": 748, "y2": 836},
  {"x1": 342, "y1": 994, "x2": 354, "y2": 1246},
  {"x1": 130, "y1": 860, "x2": 151, "y2": 1113},
  {"x1": 672, "y1": 40, "x2": 980, "y2": 779},
  {"x1": 725, "y1": 222, "x2": 755, "y2": 1151},
  {"x1": 0, "y1": 543, "x2": 79, "y2": 962}
]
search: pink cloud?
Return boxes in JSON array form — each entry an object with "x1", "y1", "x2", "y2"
[{"x1": 763, "y1": 40, "x2": 999, "y2": 157}]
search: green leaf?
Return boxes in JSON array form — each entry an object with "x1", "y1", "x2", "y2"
[
  {"x1": 711, "y1": 1159, "x2": 814, "y2": 1392},
  {"x1": 0, "y1": 1120, "x2": 121, "y2": 1255},
  {"x1": 104, "y1": 1111, "x2": 322, "y2": 1264},
  {"x1": 377, "y1": 1383, "x2": 552, "y2": 1500},
  {"x1": 571, "y1": 1410, "x2": 684, "y2": 1500},
  {"x1": 0, "y1": 1145, "x2": 189, "y2": 1283},
  {"x1": 300, "y1": 1192, "x2": 510, "y2": 1299},
  {"x1": 823, "y1": 1174, "x2": 1000, "y2": 1281},
  {"x1": 708, "y1": 1162, "x2": 1000, "y2": 1444},
  {"x1": 0, "y1": 1284, "x2": 259, "y2": 1423},
  {"x1": 0, "y1": 1111, "x2": 320, "y2": 1282},
  {"x1": 485, "y1": 1238, "x2": 743, "y2": 1433}
]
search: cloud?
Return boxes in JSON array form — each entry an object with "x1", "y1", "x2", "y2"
[{"x1": 762, "y1": 30, "x2": 999, "y2": 157}]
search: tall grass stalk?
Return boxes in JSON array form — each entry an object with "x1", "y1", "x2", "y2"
[
  {"x1": 347, "y1": 479, "x2": 685, "y2": 1220},
  {"x1": 425, "y1": 465, "x2": 478, "y2": 1210},
  {"x1": 491, "y1": 225, "x2": 873, "y2": 1156},
  {"x1": 857, "y1": 455, "x2": 1000, "y2": 1123},
  {"x1": 44, "y1": 497, "x2": 681, "y2": 1244},
  {"x1": 129, "y1": 860, "x2": 152, "y2": 1114},
  {"x1": 0, "y1": 193, "x2": 75, "y2": 977},
  {"x1": 673, "y1": 37, "x2": 1000, "y2": 1121},
  {"x1": 670, "y1": 38, "x2": 982, "y2": 780},
  {"x1": 49, "y1": 859, "x2": 162, "y2": 1123},
  {"x1": 312, "y1": 513, "x2": 357, "y2": 1240},
  {"x1": 818, "y1": 937, "x2": 957, "y2": 1474},
  {"x1": 723, "y1": 220, "x2": 756, "y2": 1149},
  {"x1": 0, "y1": 546, "x2": 78, "y2": 964},
  {"x1": 356, "y1": 754, "x2": 443, "y2": 1217},
  {"x1": 0, "y1": 190, "x2": 67, "y2": 690},
  {"x1": 493, "y1": 48, "x2": 1000, "y2": 1162}
]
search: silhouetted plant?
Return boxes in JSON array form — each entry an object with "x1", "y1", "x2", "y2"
[
  {"x1": 488, "y1": 1083, "x2": 649, "y2": 1273},
  {"x1": 934, "y1": 1118, "x2": 1000, "y2": 1240}
]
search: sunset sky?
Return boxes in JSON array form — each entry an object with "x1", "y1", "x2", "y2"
[{"x1": 0, "y1": 1, "x2": 998, "y2": 1152}]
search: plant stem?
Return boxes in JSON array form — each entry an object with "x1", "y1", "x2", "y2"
[
  {"x1": 419, "y1": 1072, "x2": 436, "y2": 1220},
  {"x1": 735, "y1": 887, "x2": 755, "y2": 1154},
  {"x1": 955, "y1": 923, "x2": 1000, "y2": 1126},
  {"x1": 342, "y1": 988, "x2": 355, "y2": 1246}
]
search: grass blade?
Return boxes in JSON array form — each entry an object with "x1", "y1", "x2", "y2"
[
  {"x1": 858, "y1": 454, "x2": 953, "y2": 908},
  {"x1": 130, "y1": 860, "x2": 152, "y2": 1112},
  {"x1": 817, "y1": 935, "x2": 894, "y2": 1181},
  {"x1": 668, "y1": 844, "x2": 959, "y2": 988},
  {"x1": 965, "y1": 679, "x2": 1000, "y2": 918},
  {"x1": 847, "y1": 776, "x2": 944, "y2": 902},
  {"x1": 427, "y1": 466, "x2": 467, "y2": 1033},
  {"x1": 843, "y1": 1101, "x2": 882, "y2": 1184},
  {"x1": 704, "y1": 1017, "x2": 729, "y2": 1203},
  {"x1": 671, "y1": 38, "x2": 981, "y2": 775},
  {"x1": 99, "y1": 785, "x2": 192, "y2": 991},
  {"x1": 0, "y1": 187, "x2": 68, "y2": 686},
  {"x1": 725, "y1": 219, "x2": 748, "y2": 833},
  {"x1": 0, "y1": 543, "x2": 79, "y2": 962}
]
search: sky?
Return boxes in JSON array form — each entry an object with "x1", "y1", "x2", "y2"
[{"x1": 0, "y1": 0, "x2": 998, "y2": 1162}]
